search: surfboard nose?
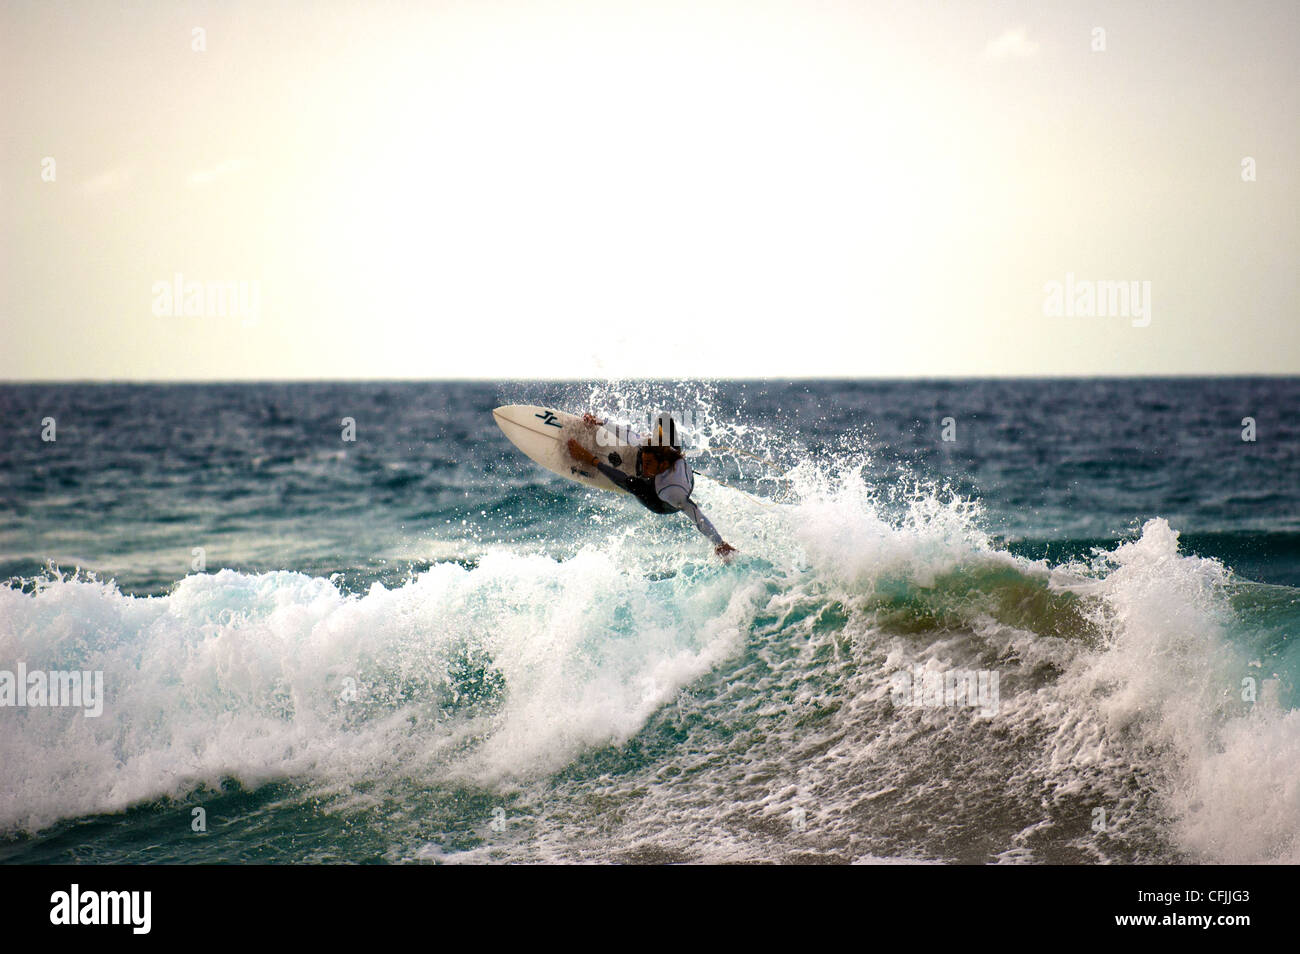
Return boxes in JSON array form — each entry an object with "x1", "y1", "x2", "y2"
[{"x1": 492, "y1": 405, "x2": 531, "y2": 434}]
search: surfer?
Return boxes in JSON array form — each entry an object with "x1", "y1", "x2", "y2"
[{"x1": 567, "y1": 412, "x2": 738, "y2": 563}]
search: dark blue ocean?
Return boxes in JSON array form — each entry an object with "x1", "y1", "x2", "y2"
[{"x1": 1, "y1": 379, "x2": 1297, "y2": 863}]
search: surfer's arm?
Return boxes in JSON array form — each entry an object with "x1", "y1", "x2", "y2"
[
  {"x1": 594, "y1": 460, "x2": 634, "y2": 492},
  {"x1": 658, "y1": 483, "x2": 725, "y2": 547},
  {"x1": 569, "y1": 438, "x2": 636, "y2": 489},
  {"x1": 679, "y1": 498, "x2": 726, "y2": 547}
]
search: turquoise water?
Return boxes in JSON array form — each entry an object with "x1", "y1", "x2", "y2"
[{"x1": 1, "y1": 379, "x2": 1297, "y2": 863}]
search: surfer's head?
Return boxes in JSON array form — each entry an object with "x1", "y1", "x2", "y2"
[
  {"x1": 637, "y1": 412, "x2": 684, "y2": 476},
  {"x1": 639, "y1": 444, "x2": 682, "y2": 477}
]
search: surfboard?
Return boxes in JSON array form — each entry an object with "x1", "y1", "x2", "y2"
[{"x1": 492, "y1": 405, "x2": 641, "y2": 494}]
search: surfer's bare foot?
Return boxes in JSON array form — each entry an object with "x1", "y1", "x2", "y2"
[
  {"x1": 567, "y1": 438, "x2": 597, "y2": 466},
  {"x1": 715, "y1": 542, "x2": 737, "y2": 563},
  {"x1": 581, "y1": 413, "x2": 603, "y2": 428}
]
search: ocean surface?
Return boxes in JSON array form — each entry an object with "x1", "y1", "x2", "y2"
[{"x1": 1, "y1": 378, "x2": 1297, "y2": 864}]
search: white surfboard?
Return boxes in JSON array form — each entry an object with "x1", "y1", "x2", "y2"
[{"x1": 492, "y1": 405, "x2": 641, "y2": 494}]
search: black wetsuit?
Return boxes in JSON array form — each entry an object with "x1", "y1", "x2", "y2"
[{"x1": 595, "y1": 460, "x2": 676, "y2": 514}]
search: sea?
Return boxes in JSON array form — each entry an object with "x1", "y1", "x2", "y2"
[{"x1": 1, "y1": 378, "x2": 1297, "y2": 864}]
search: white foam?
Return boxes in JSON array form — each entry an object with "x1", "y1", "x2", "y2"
[
  {"x1": 1053, "y1": 518, "x2": 1300, "y2": 863},
  {"x1": 0, "y1": 550, "x2": 753, "y2": 833}
]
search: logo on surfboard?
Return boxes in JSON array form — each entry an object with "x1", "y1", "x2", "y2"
[{"x1": 535, "y1": 410, "x2": 562, "y2": 428}]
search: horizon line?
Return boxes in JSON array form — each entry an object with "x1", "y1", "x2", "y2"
[{"x1": 2, "y1": 372, "x2": 1298, "y2": 385}]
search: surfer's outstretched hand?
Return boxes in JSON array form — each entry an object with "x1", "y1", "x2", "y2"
[
  {"x1": 715, "y1": 542, "x2": 738, "y2": 564},
  {"x1": 567, "y1": 438, "x2": 598, "y2": 467}
]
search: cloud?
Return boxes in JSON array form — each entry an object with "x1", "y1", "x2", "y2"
[
  {"x1": 984, "y1": 27, "x2": 1039, "y2": 59},
  {"x1": 187, "y1": 158, "x2": 252, "y2": 187}
]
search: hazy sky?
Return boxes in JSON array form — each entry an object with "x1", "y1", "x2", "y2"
[{"x1": 3, "y1": 0, "x2": 1296, "y2": 379}]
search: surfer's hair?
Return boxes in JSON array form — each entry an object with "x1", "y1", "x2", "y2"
[
  {"x1": 644, "y1": 444, "x2": 683, "y2": 464},
  {"x1": 650, "y1": 412, "x2": 682, "y2": 449}
]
